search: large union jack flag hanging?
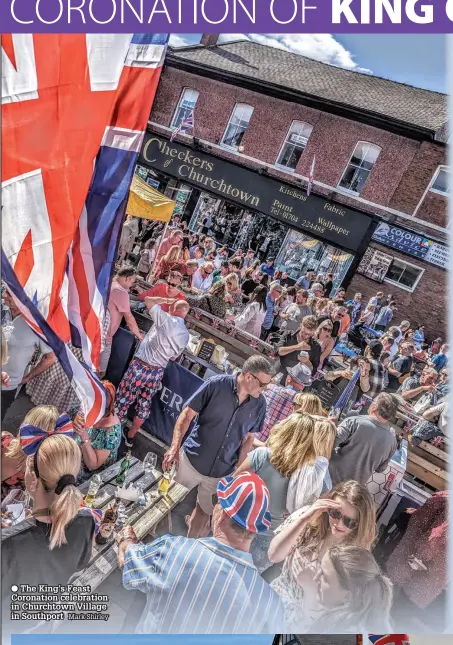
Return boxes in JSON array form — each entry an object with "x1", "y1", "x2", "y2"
[{"x1": 2, "y1": 33, "x2": 168, "y2": 424}]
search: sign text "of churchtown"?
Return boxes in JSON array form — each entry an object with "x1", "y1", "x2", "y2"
[{"x1": 8, "y1": 0, "x2": 451, "y2": 27}]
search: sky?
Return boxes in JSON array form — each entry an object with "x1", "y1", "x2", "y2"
[
  {"x1": 168, "y1": 33, "x2": 446, "y2": 93},
  {"x1": 13, "y1": 636, "x2": 274, "y2": 645}
]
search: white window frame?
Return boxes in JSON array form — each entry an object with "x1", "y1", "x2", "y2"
[
  {"x1": 337, "y1": 141, "x2": 381, "y2": 195},
  {"x1": 170, "y1": 88, "x2": 199, "y2": 130},
  {"x1": 221, "y1": 103, "x2": 254, "y2": 151},
  {"x1": 383, "y1": 257, "x2": 425, "y2": 293},
  {"x1": 274, "y1": 120, "x2": 313, "y2": 173},
  {"x1": 429, "y1": 165, "x2": 451, "y2": 196},
  {"x1": 413, "y1": 164, "x2": 450, "y2": 216}
]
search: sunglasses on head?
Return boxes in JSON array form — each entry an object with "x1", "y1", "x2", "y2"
[{"x1": 327, "y1": 508, "x2": 358, "y2": 530}]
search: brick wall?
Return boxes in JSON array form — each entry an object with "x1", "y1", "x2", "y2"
[
  {"x1": 346, "y1": 242, "x2": 447, "y2": 341},
  {"x1": 389, "y1": 140, "x2": 447, "y2": 221},
  {"x1": 151, "y1": 68, "x2": 423, "y2": 210}
]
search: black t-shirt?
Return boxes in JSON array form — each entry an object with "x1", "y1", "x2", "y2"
[
  {"x1": 324, "y1": 280, "x2": 333, "y2": 298},
  {"x1": 2, "y1": 510, "x2": 95, "y2": 636},
  {"x1": 387, "y1": 355, "x2": 414, "y2": 392},
  {"x1": 278, "y1": 331, "x2": 321, "y2": 375}
]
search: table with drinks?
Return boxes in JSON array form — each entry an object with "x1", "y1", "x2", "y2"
[{"x1": 71, "y1": 450, "x2": 189, "y2": 590}]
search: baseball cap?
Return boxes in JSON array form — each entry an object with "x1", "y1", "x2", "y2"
[
  {"x1": 287, "y1": 362, "x2": 312, "y2": 386},
  {"x1": 216, "y1": 471, "x2": 271, "y2": 534}
]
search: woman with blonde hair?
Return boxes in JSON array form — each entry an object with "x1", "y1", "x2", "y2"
[
  {"x1": 2, "y1": 405, "x2": 98, "y2": 636},
  {"x1": 309, "y1": 545, "x2": 393, "y2": 633},
  {"x1": 153, "y1": 244, "x2": 183, "y2": 282},
  {"x1": 268, "y1": 480, "x2": 376, "y2": 631},
  {"x1": 187, "y1": 280, "x2": 228, "y2": 319},
  {"x1": 234, "y1": 413, "x2": 336, "y2": 573},
  {"x1": 1, "y1": 428, "x2": 27, "y2": 502},
  {"x1": 293, "y1": 391, "x2": 325, "y2": 415},
  {"x1": 224, "y1": 271, "x2": 244, "y2": 313}
]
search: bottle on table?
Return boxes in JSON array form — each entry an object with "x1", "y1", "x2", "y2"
[
  {"x1": 95, "y1": 500, "x2": 120, "y2": 545},
  {"x1": 116, "y1": 449, "x2": 132, "y2": 486},
  {"x1": 158, "y1": 463, "x2": 176, "y2": 496}
]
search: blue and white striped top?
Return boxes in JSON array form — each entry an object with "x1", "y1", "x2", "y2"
[{"x1": 123, "y1": 534, "x2": 284, "y2": 633}]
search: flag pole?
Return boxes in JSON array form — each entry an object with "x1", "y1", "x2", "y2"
[{"x1": 147, "y1": 221, "x2": 168, "y2": 283}]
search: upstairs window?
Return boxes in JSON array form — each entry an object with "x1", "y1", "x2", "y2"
[
  {"x1": 276, "y1": 121, "x2": 313, "y2": 171},
  {"x1": 171, "y1": 88, "x2": 199, "y2": 129},
  {"x1": 338, "y1": 141, "x2": 381, "y2": 194},
  {"x1": 429, "y1": 166, "x2": 451, "y2": 196},
  {"x1": 384, "y1": 258, "x2": 424, "y2": 292},
  {"x1": 221, "y1": 103, "x2": 254, "y2": 150}
]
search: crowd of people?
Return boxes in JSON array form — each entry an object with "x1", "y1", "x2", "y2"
[{"x1": 0, "y1": 212, "x2": 449, "y2": 636}]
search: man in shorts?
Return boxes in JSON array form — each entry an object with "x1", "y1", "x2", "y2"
[
  {"x1": 162, "y1": 355, "x2": 272, "y2": 538},
  {"x1": 116, "y1": 297, "x2": 190, "y2": 443}
]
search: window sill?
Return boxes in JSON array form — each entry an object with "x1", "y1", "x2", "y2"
[
  {"x1": 383, "y1": 277, "x2": 418, "y2": 293},
  {"x1": 220, "y1": 143, "x2": 239, "y2": 152},
  {"x1": 429, "y1": 188, "x2": 449, "y2": 198},
  {"x1": 335, "y1": 186, "x2": 360, "y2": 197}
]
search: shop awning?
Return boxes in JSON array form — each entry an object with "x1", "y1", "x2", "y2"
[{"x1": 126, "y1": 175, "x2": 175, "y2": 222}]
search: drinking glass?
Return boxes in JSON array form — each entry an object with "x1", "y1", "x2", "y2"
[
  {"x1": 143, "y1": 452, "x2": 158, "y2": 501},
  {"x1": 143, "y1": 452, "x2": 157, "y2": 476},
  {"x1": 85, "y1": 473, "x2": 103, "y2": 507}
]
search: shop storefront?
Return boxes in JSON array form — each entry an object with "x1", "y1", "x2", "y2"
[{"x1": 137, "y1": 132, "x2": 376, "y2": 288}]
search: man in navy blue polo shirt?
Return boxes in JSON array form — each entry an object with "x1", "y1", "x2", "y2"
[{"x1": 163, "y1": 355, "x2": 273, "y2": 538}]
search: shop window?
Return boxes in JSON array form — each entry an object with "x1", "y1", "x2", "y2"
[
  {"x1": 338, "y1": 141, "x2": 381, "y2": 194},
  {"x1": 275, "y1": 121, "x2": 313, "y2": 171},
  {"x1": 221, "y1": 103, "x2": 254, "y2": 150},
  {"x1": 171, "y1": 88, "x2": 199, "y2": 129},
  {"x1": 384, "y1": 257, "x2": 424, "y2": 292},
  {"x1": 429, "y1": 166, "x2": 451, "y2": 196}
]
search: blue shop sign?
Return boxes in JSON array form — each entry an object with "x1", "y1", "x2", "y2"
[{"x1": 372, "y1": 223, "x2": 433, "y2": 259}]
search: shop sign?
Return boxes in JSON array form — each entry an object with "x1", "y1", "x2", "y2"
[
  {"x1": 357, "y1": 247, "x2": 393, "y2": 283},
  {"x1": 139, "y1": 134, "x2": 374, "y2": 253},
  {"x1": 372, "y1": 222, "x2": 433, "y2": 259},
  {"x1": 424, "y1": 242, "x2": 449, "y2": 269}
]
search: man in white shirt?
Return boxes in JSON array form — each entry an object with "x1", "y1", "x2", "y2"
[
  {"x1": 2, "y1": 291, "x2": 56, "y2": 420},
  {"x1": 191, "y1": 262, "x2": 214, "y2": 294},
  {"x1": 116, "y1": 297, "x2": 190, "y2": 443}
]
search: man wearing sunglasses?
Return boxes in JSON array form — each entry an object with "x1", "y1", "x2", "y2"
[
  {"x1": 162, "y1": 355, "x2": 273, "y2": 539},
  {"x1": 191, "y1": 261, "x2": 214, "y2": 295},
  {"x1": 329, "y1": 392, "x2": 398, "y2": 487},
  {"x1": 137, "y1": 271, "x2": 186, "y2": 313}
]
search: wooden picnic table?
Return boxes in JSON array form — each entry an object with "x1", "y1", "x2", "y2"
[
  {"x1": 393, "y1": 399, "x2": 448, "y2": 490},
  {"x1": 70, "y1": 456, "x2": 189, "y2": 591}
]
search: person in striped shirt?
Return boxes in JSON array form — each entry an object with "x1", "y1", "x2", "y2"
[{"x1": 117, "y1": 471, "x2": 284, "y2": 633}]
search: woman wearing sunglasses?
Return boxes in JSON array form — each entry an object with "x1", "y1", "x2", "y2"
[{"x1": 268, "y1": 480, "x2": 376, "y2": 631}]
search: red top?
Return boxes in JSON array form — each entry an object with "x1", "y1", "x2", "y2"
[
  {"x1": 138, "y1": 283, "x2": 186, "y2": 313},
  {"x1": 386, "y1": 490, "x2": 447, "y2": 608}
]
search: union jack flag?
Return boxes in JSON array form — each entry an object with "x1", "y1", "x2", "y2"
[
  {"x1": 170, "y1": 110, "x2": 194, "y2": 141},
  {"x1": 369, "y1": 636, "x2": 410, "y2": 645},
  {"x1": 2, "y1": 34, "x2": 168, "y2": 424}
]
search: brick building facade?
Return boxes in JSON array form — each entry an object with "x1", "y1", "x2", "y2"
[{"x1": 142, "y1": 38, "x2": 449, "y2": 339}]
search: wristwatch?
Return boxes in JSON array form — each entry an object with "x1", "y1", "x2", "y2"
[{"x1": 81, "y1": 438, "x2": 90, "y2": 445}]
